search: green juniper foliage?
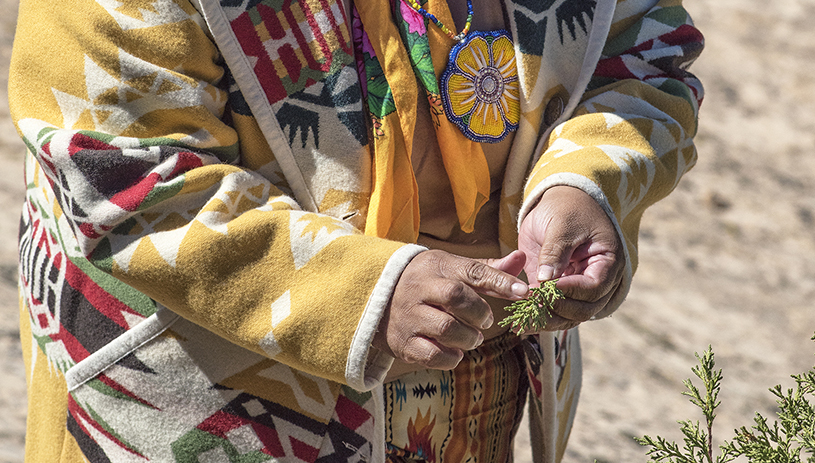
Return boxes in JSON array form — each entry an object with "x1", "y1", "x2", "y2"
[
  {"x1": 499, "y1": 279, "x2": 564, "y2": 335},
  {"x1": 637, "y1": 335, "x2": 815, "y2": 463},
  {"x1": 637, "y1": 347, "x2": 734, "y2": 463}
]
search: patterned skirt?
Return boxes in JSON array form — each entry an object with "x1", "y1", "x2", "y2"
[{"x1": 383, "y1": 332, "x2": 529, "y2": 463}]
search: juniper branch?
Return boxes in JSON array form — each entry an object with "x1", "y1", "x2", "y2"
[
  {"x1": 499, "y1": 279, "x2": 564, "y2": 335},
  {"x1": 636, "y1": 346, "x2": 736, "y2": 463},
  {"x1": 639, "y1": 334, "x2": 815, "y2": 463}
]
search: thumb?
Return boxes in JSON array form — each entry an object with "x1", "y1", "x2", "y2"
[{"x1": 535, "y1": 222, "x2": 577, "y2": 283}]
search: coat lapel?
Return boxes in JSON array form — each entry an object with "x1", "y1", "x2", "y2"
[{"x1": 195, "y1": 0, "x2": 372, "y2": 224}]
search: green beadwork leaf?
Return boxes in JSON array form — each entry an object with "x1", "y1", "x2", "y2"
[
  {"x1": 394, "y1": 0, "x2": 440, "y2": 96},
  {"x1": 408, "y1": 41, "x2": 439, "y2": 95},
  {"x1": 363, "y1": 53, "x2": 397, "y2": 119}
]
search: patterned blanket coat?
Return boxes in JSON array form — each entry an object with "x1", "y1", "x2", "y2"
[{"x1": 9, "y1": 0, "x2": 703, "y2": 461}]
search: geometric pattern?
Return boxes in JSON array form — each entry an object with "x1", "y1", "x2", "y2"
[
  {"x1": 11, "y1": 0, "x2": 703, "y2": 460},
  {"x1": 64, "y1": 360, "x2": 380, "y2": 462},
  {"x1": 259, "y1": 291, "x2": 292, "y2": 357},
  {"x1": 316, "y1": 386, "x2": 377, "y2": 462},
  {"x1": 96, "y1": 0, "x2": 195, "y2": 31},
  {"x1": 383, "y1": 335, "x2": 528, "y2": 462},
  {"x1": 226, "y1": 0, "x2": 356, "y2": 106},
  {"x1": 517, "y1": 0, "x2": 704, "y2": 342},
  {"x1": 225, "y1": 0, "x2": 371, "y2": 227},
  {"x1": 52, "y1": 49, "x2": 218, "y2": 136},
  {"x1": 169, "y1": 385, "x2": 377, "y2": 462},
  {"x1": 512, "y1": 0, "x2": 599, "y2": 55},
  {"x1": 600, "y1": 137, "x2": 658, "y2": 222},
  {"x1": 19, "y1": 151, "x2": 157, "y2": 374},
  {"x1": 55, "y1": 312, "x2": 381, "y2": 462},
  {"x1": 289, "y1": 211, "x2": 359, "y2": 270},
  {"x1": 593, "y1": 6, "x2": 705, "y2": 108}
]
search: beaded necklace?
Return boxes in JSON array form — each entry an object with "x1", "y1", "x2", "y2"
[
  {"x1": 404, "y1": 0, "x2": 473, "y2": 41},
  {"x1": 404, "y1": 0, "x2": 520, "y2": 143}
]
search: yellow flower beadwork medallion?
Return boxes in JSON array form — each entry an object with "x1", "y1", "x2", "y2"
[{"x1": 441, "y1": 30, "x2": 520, "y2": 143}]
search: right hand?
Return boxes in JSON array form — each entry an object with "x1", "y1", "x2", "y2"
[{"x1": 373, "y1": 249, "x2": 528, "y2": 371}]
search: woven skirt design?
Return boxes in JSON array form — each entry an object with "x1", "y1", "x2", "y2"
[{"x1": 383, "y1": 333, "x2": 529, "y2": 462}]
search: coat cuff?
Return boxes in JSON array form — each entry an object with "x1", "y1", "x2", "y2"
[{"x1": 345, "y1": 243, "x2": 426, "y2": 391}]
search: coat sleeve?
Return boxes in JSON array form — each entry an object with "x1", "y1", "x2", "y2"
[
  {"x1": 9, "y1": 0, "x2": 421, "y2": 390},
  {"x1": 519, "y1": 0, "x2": 704, "y2": 318}
]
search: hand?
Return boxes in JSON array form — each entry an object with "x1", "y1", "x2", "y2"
[
  {"x1": 373, "y1": 250, "x2": 528, "y2": 371},
  {"x1": 518, "y1": 186, "x2": 625, "y2": 331}
]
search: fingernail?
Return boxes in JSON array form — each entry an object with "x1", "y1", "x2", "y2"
[
  {"x1": 481, "y1": 315, "x2": 494, "y2": 330},
  {"x1": 511, "y1": 282, "x2": 528, "y2": 297},
  {"x1": 475, "y1": 331, "x2": 484, "y2": 348},
  {"x1": 537, "y1": 265, "x2": 555, "y2": 281}
]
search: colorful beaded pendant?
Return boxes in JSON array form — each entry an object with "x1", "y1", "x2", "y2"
[
  {"x1": 403, "y1": 0, "x2": 520, "y2": 143},
  {"x1": 440, "y1": 30, "x2": 520, "y2": 143}
]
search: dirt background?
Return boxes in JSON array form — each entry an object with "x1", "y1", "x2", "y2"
[{"x1": 0, "y1": 0, "x2": 814, "y2": 462}]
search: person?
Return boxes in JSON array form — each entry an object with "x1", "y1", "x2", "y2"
[{"x1": 9, "y1": 0, "x2": 703, "y2": 461}]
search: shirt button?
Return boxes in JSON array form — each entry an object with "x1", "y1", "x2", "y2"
[{"x1": 543, "y1": 95, "x2": 565, "y2": 128}]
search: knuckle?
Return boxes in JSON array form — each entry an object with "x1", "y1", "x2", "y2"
[
  {"x1": 441, "y1": 280, "x2": 469, "y2": 305},
  {"x1": 400, "y1": 338, "x2": 425, "y2": 363},
  {"x1": 463, "y1": 260, "x2": 488, "y2": 283},
  {"x1": 424, "y1": 250, "x2": 446, "y2": 269},
  {"x1": 436, "y1": 315, "x2": 458, "y2": 338},
  {"x1": 565, "y1": 283, "x2": 600, "y2": 304},
  {"x1": 586, "y1": 292, "x2": 605, "y2": 304},
  {"x1": 403, "y1": 338, "x2": 442, "y2": 366},
  {"x1": 539, "y1": 239, "x2": 566, "y2": 257},
  {"x1": 409, "y1": 250, "x2": 440, "y2": 277},
  {"x1": 466, "y1": 260, "x2": 511, "y2": 292}
]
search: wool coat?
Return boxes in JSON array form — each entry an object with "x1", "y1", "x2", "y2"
[{"x1": 9, "y1": 0, "x2": 703, "y2": 461}]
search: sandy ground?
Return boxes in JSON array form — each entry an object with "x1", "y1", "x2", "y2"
[
  {"x1": 1, "y1": 0, "x2": 814, "y2": 462},
  {"x1": 552, "y1": 0, "x2": 815, "y2": 461}
]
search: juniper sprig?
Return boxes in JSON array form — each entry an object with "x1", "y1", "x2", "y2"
[
  {"x1": 637, "y1": 335, "x2": 815, "y2": 463},
  {"x1": 499, "y1": 279, "x2": 564, "y2": 335},
  {"x1": 636, "y1": 347, "x2": 736, "y2": 463}
]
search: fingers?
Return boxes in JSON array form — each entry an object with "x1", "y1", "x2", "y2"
[
  {"x1": 535, "y1": 225, "x2": 579, "y2": 282},
  {"x1": 520, "y1": 289, "x2": 613, "y2": 333},
  {"x1": 481, "y1": 250, "x2": 526, "y2": 279},
  {"x1": 520, "y1": 186, "x2": 622, "y2": 286},
  {"x1": 540, "y1": 271, "x2": 621, "y2": 329},
  {"x1": 532, "y1": 204, "x2": 590, "y2": 282},
  {"x1": 400, "y1": 337, "x2": 464, "y2": 370},
  {"x1": 404, "y1": 305, "x2": 484, "y2": 355},
  {"x1": 381, "y1": 249, "x2": 529, "y2": 370},
  {"x1": 432, "y1": 251, "x2": 529, "y2": 301},
  {"x1": 517, "y1": 186, "x2": 627, "y2": 331},
  {"x1": 424, "y1": 276, "x2": 495, "y2": 330},
  {"x1": 551, "y1": 284, "x2": 616, "y2": 323},
  {"x1": 556, "y1": 253, "x2": 622, "y2": 302},
  {"x1": 381, "y1": 298, "x2": 485, "y2": 370}
]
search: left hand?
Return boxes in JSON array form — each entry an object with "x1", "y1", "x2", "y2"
[
  {"x1": 518, "y1": 186, "x2": 625, "y2": 331},
  {"x1": 381, "y1": 250, "x2": 527, "y2": 382}
]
